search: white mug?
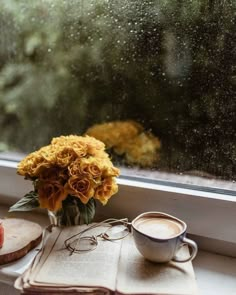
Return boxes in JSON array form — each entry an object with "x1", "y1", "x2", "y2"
[{"x1": 132, "y1": 211, "x2": 198, "y2": 263}]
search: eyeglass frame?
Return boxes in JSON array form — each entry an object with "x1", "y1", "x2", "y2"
[{"x1": 64, "y1": 218, "x2": 131, "y2": 256}]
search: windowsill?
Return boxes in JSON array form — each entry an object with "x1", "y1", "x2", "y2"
[
  {"x1": 1, "y1": 160, "x2": 236, "y2": 294},
  {"x1": 1, "y1": 160, "x2": 236, "y2": 250},
  {"x1": 194, "y1": 250, "x2": 236, "y2": 295},
  {"x1": 0, "y1": 205, "x2": 236, "y2": 295}
]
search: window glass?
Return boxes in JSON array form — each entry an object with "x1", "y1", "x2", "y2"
[{"x1": 0, "y1": 1, "x2": 235, "y2": 186}]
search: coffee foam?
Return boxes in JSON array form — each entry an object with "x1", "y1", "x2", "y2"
[{"x1": 135, "y1": 217, "x2": 183, "y2": 239}]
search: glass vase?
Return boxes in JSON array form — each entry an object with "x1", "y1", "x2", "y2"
[
  {"x1": 47, "y1": 196, "x2": 96, "y2": 226},
  {"x1": 48, "y1": 204, "x2": 82, "y2": 226}
]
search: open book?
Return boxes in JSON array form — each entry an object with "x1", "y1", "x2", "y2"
[{"x1": 15, "y1": 224, "x2": 198, "y2": 295}]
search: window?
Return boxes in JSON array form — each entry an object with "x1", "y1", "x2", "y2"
[{"x1": 0, "y1": 1, "x2": 236, "y2": 250}]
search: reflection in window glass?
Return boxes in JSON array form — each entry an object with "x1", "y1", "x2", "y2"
[{"x1": 0, "y1": 1, "x2": 235, "y2": 182}]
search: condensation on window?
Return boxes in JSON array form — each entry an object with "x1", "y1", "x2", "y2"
[{"x1": 0, "y1": 0, "x2": 235, "y2": 182}]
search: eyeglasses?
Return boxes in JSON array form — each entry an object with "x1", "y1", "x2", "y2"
[{"x1": 64, "y1": 218, "x2": 130, "y2": 256}]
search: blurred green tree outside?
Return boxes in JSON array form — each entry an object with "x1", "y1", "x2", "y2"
[{"x1": 0, "y1": 0, "x2": 235, "y2": 180}]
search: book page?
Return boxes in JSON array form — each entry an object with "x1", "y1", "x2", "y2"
[
  {"x1": 116, "y1": 235, "x2": 198, "y2": 295},
  {"x1": 32, "y1": 224, "x2": 122, "y2": 291}
]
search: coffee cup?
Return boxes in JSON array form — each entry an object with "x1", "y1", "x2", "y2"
[{"x1": 131, "y1": 211, "x2": 198, "y2": 263}]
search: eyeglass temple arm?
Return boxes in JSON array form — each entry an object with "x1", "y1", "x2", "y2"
[
  {"x1": 65, "y1": 218, "x2": 132, "y2": 245},
  {"x1": 104, "y1": 218, "x2": 132, "y2": 228}
]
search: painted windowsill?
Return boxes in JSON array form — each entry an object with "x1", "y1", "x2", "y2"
[{"x1": 0, "y1": 205, "x2": 236, "y2": 295}]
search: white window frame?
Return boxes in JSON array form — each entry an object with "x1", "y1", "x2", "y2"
[{"x1": 0, "y1": 159, "x2": 236, "y2": 251}]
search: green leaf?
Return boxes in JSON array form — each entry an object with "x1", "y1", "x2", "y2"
[
  {"x1": 77, "y1": 198, "x2": 96, "y2": 224},
  {"x1": 9, "y1": 191, "x2": 40, "y2": 212}
]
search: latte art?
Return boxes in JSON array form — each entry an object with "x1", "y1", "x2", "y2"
[{"x1": 136, "y1": 217, "x2": 183, "y2": 239}]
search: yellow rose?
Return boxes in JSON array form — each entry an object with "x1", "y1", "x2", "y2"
[
  {"x1": 68, "y1": 159, "x2": 81, "y2": 177},
  {"x1": 117, "y1": 132, "x2": 161, "y2": 167},
  {"x1": 74, "y1": 146, "x2": 87, "y2": 158},
  {"x1": 102, "y1": 165, "x2": 120, "y2": 178},
  {"x1": 39, "y1": 167, "x2": 68, "y2": 183},
  {"x1": 30, "y1": 160, "x2": 51, "y2": 177},
  {"x1": 64, "y1": 139, "x2": 88, "y2": 157},
  {"x1": 51, "y1": 135, "x2": 88, "y2": 157},
  {"x1": 78, "y1": 158, "x2": 102, "y2": 178},
  {"x1": 51, "y1": 135, "x2": 73, "y2": 146},
  {"x1": 96, "y1": 157, "x2": 120, "y2": 177},
  {"x1": 38, "y1": 146, "x2": 56, "y2": 164},
  {"x1": 55, "y1": 147, "x2": 77, "y2": 167},
  {"x1": 37, "y1": 180, "x2": 67, "y2": 211},
  {"x1": 86, "y1": 120, "x2": 143, "y2": 148},
  {"x1": 66, "y1": 176, "x2": 95, "y2": 204},
  {"x1": 94, "y1": 177, "x2": 118, "y2": 205},
  {"x1": 17, "y1": 152, "x2": 36, "y2": 176},
  {"x1": 17, "y1": 154, "x2": 51, "y2": 178},
  {"x1": 82, "y1": 135, "x2": 106, "y2": 156}
]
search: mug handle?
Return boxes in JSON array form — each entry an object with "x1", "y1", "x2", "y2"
[{"x1": 172, "y1": 236, "x2": 198, "y2": 263}]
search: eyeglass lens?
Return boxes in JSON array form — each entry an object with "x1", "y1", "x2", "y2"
[
  {"x1": 103, "y1": 224, "x2": 129, "y2": 240},
  {"x1": 67, "y1": 236, "x2": 98, "y2": 253},
  {"x1": 64, "y1": 219, "x2": 130, "y2": 254}
]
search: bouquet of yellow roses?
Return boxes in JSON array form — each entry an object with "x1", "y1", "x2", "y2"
[
  {"x1": 9, "y1": 135, "x2": 120, "y2": 225},
  {"x1": 86, "y1": 120, "x2": 161, "y2": 167}
]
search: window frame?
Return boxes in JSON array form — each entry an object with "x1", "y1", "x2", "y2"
[{"x1": 1, "y1": 159, "x2": 236, "y2": 249}]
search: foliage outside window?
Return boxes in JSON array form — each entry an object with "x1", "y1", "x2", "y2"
[{"x1": 0, "y1": 0, "x2": 235, "y2": 181}]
